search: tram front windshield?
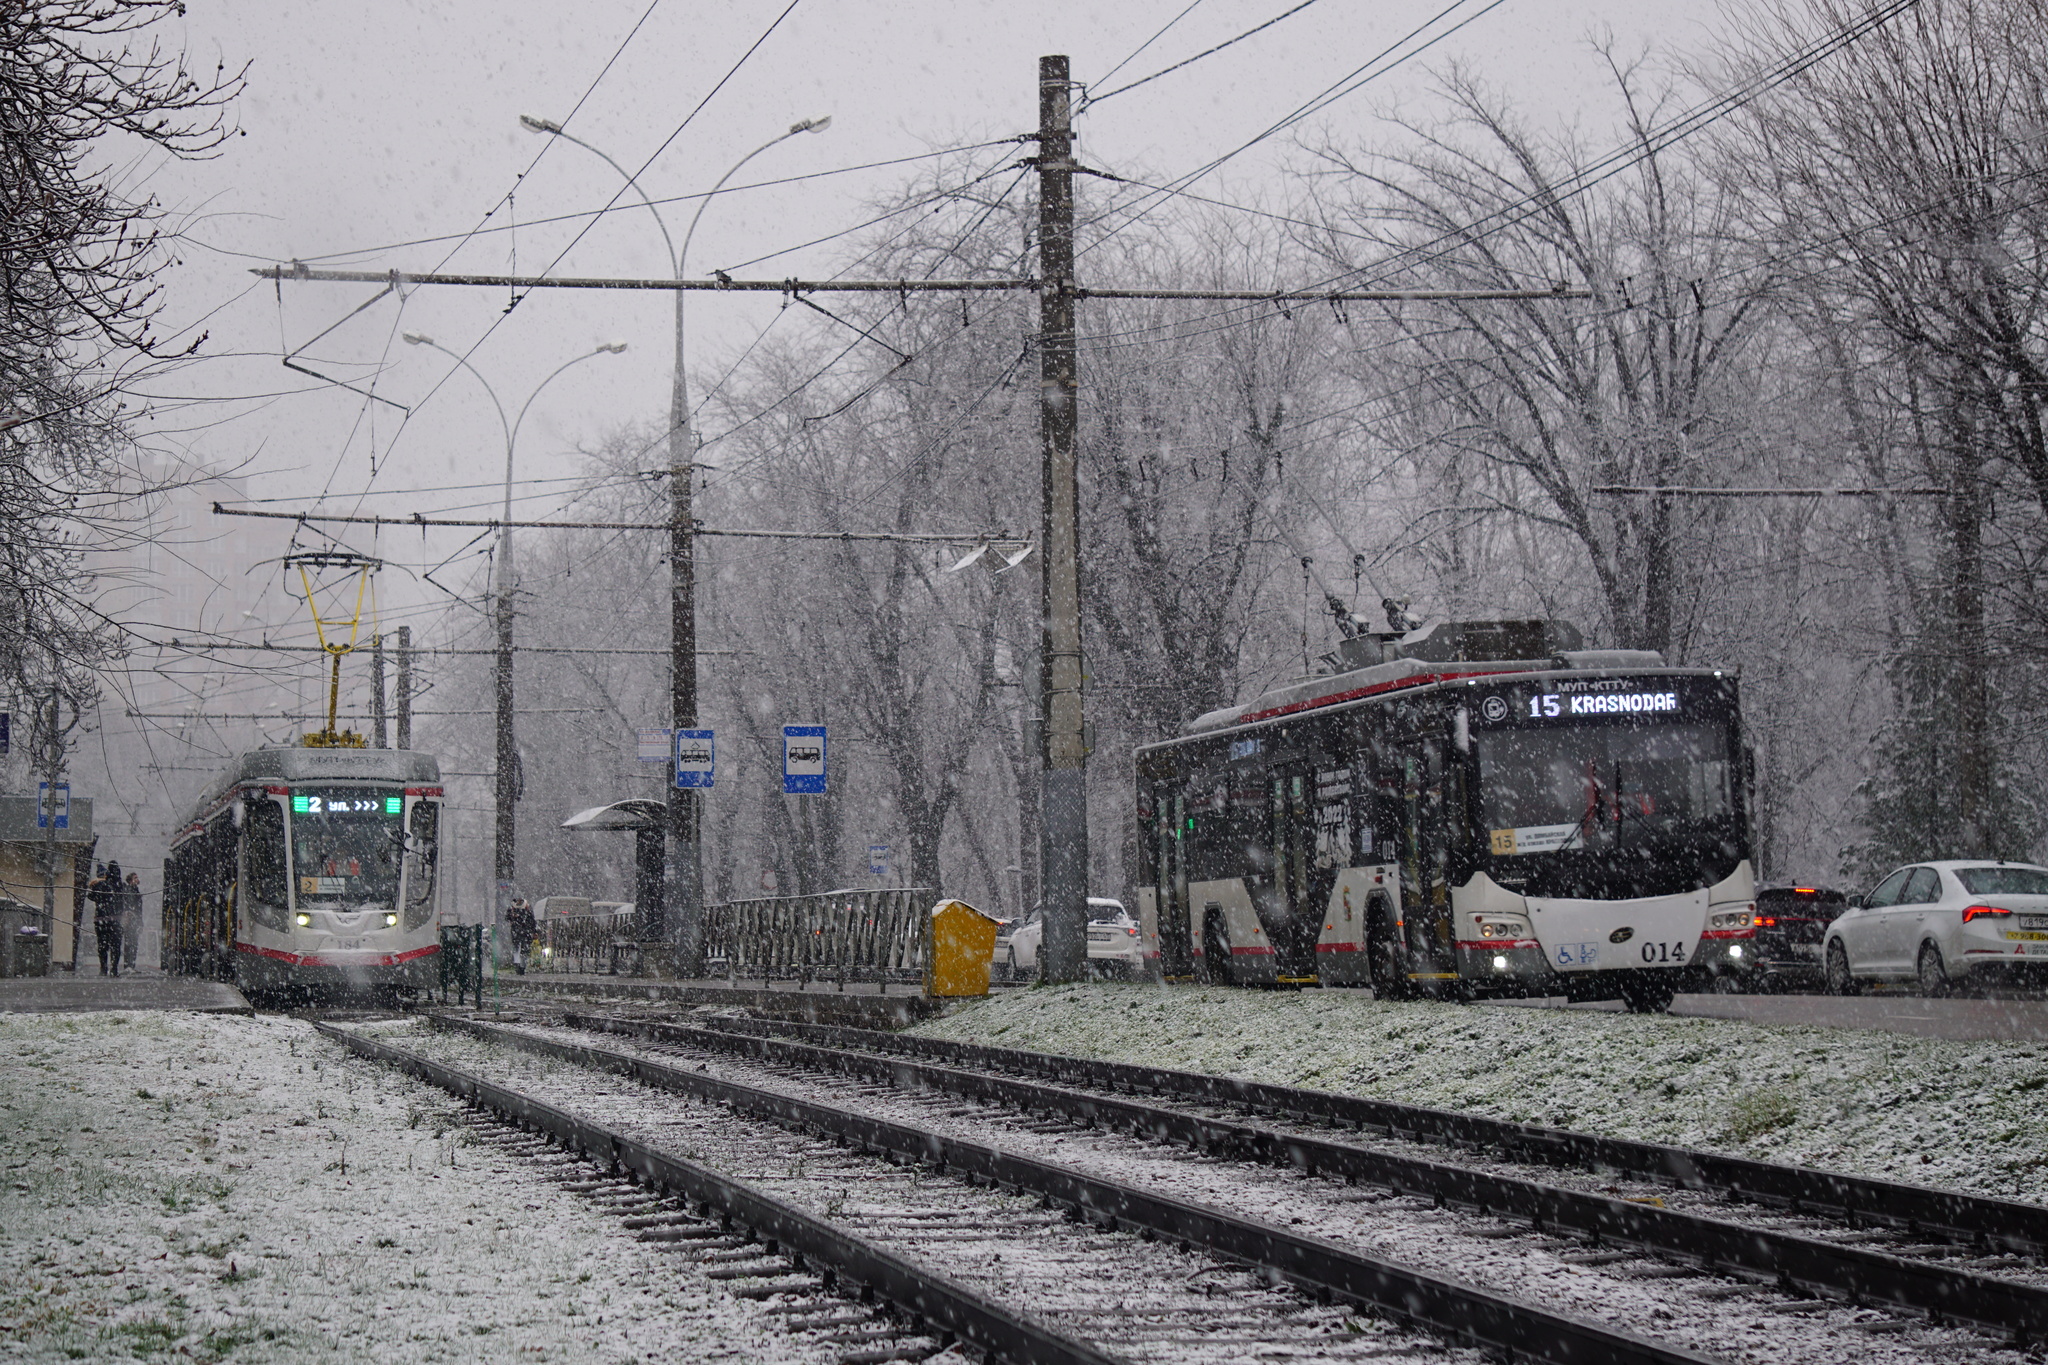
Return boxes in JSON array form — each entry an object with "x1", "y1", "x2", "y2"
[
  {"x1": 291, "y1": 790, "x2": 403, "y2": 907},
  {"x1": 1475, "y1": 720, "x2": 1733, "y2": 857}
]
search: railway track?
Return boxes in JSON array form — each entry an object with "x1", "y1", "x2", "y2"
[
  {"x1": 541, "y1": 1008, "x2": 2048, "y2": 1348},
  {"x1": 691, "y1": 1013, "x2": 2048, "y2": 1258},
  {"x1": 324, "y1": 1016, "x2": 1719, "y2": 1365}
]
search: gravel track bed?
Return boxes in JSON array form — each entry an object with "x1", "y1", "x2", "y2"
[
  {"x1": 408, "y1": 1013, "x2": 2032, "y2": 1365},
  {"x1": 365, "y1": 1019, "x2": 1470, "y2": 1364}
]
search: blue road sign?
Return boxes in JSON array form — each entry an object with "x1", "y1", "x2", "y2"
[
  {"x1": 782, "y1": 725, "x2": 826, "y2": 795},
  {"x1": 37, "y1": 781, "x2": 68, "y2": 830},
  {"x1": 868, "y1": 843, "x2": 888, "y2": 877},
  {"x1": 0, "y1": 712, "x2": 8, "y2": 756},
  {"x1": 674, "y1": 728, "x2": 715, "y2": 789}
]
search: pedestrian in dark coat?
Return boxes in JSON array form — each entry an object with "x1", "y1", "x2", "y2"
[
  {"x1": 92, "y1": 860, "x2": 123, "y2": 977},
  {"x1": 506, "y1": 897, "x2": 536, "y2": 975}
]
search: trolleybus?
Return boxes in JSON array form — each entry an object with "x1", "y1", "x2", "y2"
[
  {"x1": 1135, "y1": 619, "x2": 1754, "y2": 1012},
  {"x1": 163, "y1": 745, "x2": 445, "y2": 998}
]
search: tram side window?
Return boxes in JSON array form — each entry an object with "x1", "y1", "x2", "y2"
[
  {"x1": 404, "y1": 801, "x2": 439, "y2": 918},
  {"x1": 245, "y1": 799, "x2": 288, "y2": 908}
]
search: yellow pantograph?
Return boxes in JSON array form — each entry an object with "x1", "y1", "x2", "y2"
[{"x1": 295, "y1": 557, "x2": 376, "y2": 748}]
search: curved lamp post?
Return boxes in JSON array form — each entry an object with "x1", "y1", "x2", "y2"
[
  {"x1": 519, "y1": 112, "x2": 828, "y2": 963},
  {"x1": 399, "y1": 332, "x2": 626, "y2": 962}
]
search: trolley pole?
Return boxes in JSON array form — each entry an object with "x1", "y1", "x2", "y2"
[{"x1": 1036, "y1": 55, "x2": 1088, "y2": 984}]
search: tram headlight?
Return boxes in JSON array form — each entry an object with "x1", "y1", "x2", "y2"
[
  {"x1": 1475, "y1": 918, "x2": 1529, "y2": 940},
  {"x1": 383, "y1": 913, "x2": 399, "y2": 928},
  {"x1": 1708, "y1": 908, "x2": 1754, "y2": 931},
  {"x1": 1491, "y1": 954, "x2": 1509, "y2": 970},
  {"x1": 294, "y1": 913, "x2": 311, "y2": 928}
]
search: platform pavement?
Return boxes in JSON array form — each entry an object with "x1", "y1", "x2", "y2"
[
  {"x1": 0, "y1": 968, "x2": 253, "y2": 1015},
  {"x1": 494, "y1": 971, "x2": 965, "y2": 1028}
]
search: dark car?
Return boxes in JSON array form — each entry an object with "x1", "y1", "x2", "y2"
[{"x1": 1735, "y1": 884, "x2": 1850, "y2": 989}]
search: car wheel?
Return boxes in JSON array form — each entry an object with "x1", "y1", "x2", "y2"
[
  {"x1": 1366, "y1": 906, "x2": 1413, "y2": 1001},
  {"x1": 1917, "y1": 942, "x2": 1951, "y2": 998},
  {"x1": 1199, "y1": 909, "x2": 1234, "y2": 986},
  {"x1": 1825, "y1": 940, "x2": 1860, "y2": 996}
]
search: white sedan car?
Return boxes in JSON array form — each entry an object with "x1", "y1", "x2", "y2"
[
  {"x1": 998, "y1": 898, "x2": 1144, "y2": 979},
  {"x1": 1824, "y1": 860, "x2": 2048, "y2": 996}
]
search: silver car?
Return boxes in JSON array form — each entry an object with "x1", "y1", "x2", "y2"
[
  {"x1": 1824, "y1": 860, "x2": 2048, "y2": 996},
  {"x1": 998, "y1": 898, "x2": 1143, "y2": 979}
]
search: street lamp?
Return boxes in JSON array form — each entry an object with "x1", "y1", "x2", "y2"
[
  {"x1": 521, "y1": 112, "x2": 829, "y2": 968},
  {"x1": 399, "y1": 331, "x2": 626, "y2": 964}
]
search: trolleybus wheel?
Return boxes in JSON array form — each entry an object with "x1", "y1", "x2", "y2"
[
  {"x1": 1824, "y1": 940, "x2": 1860, "y2": 996},
  {"x1": 1916, "y1": 942, "x2": 1951, "y2": 998},
  {"x1": 1199, "y1": 909, "x2": 1234, "y2": 986},
  {"x1": 1366, "y1": 907, "x2": 1413, "y2": 1002}
]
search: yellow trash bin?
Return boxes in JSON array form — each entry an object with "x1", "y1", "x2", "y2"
[{"x1": 926, "y1": 899, "x2": 1000, "y2": 997}]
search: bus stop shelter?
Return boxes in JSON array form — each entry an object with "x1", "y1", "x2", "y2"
[{"x1": 0, "y1": 795, "x2": 95, "y2": 970}]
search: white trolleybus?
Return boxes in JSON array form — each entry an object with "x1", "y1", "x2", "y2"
[
  {"x1": 163, "y1": 746, "x2": 445, "y2": 999},
  {"x1": 1135, "y1": 619, "x2": 1755, "y2": 1012}
]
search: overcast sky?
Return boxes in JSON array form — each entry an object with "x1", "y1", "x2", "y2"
[{"x1": 128, "y1": 0, "x2": 1716, "y2": 641}]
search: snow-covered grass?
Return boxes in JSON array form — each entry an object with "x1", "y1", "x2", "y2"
[
  {"x1": 0, "y1": 1010, "x2": 824, "y2": 1365},
  {"x1": 915, "y1": 984, "x2": 2048, "y2": 1202}
]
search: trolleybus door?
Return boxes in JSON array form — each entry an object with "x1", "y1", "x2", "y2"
[
  {"x1": 1398, "y1": 735, "x2": 1458, "y2": 982},
  {"x1": 1267, "y1": 768, "x2": 1320, "y2": 981},
  {"x1": 1153, "y1": 785, "x2": 1192, "y2": 977}
]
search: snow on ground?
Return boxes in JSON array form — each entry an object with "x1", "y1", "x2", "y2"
[
  {"x1": 914, "y1": 985, "x2": 2048, "y2": 1202},
  {"x1": 0, "y1": 1010, "x2": 830, "y2": 1365}
]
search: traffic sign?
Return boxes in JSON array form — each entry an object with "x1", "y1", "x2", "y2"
[
  {"x1": 37, "y1": 781, "x2": 68, "y2": 830},
  {"x1": 0, "y1": 712, "x2": 9, "y2": 755},
  {"x1": 636, "y1": 728, "x2": 671, "y2": 761},
  {"x1": 782, "y1": 725, "x2": 826, "y2": 795},
  {"x1": 868, "y1": 843, "x2": 889, "y2": 877},
  {"x1": 674, "y1": 729, "x2": 715, "y2": 789}
]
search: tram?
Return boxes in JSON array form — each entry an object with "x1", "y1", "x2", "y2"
[
  {"x1": 163, "y1": 745, "x2": 444, "y2": 998},
  {"x1": 1135, "y1": 618, "x2": 1755, "y2": 1012}
]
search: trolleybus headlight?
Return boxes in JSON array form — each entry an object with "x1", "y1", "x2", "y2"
[
  {"x1": 383, "y1": 913, "x2": 399, "y2": 927},
  {"x1": 294, "y1": 913, "x2": 311, "y2": 928}
]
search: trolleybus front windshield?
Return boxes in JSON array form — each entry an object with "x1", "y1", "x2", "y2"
[
  {"x1": 1475, "y1": 721, "x2": 1734, "y2": 858},
  {"x1": 290, "y1": 789, "x2": 403, "y2": 905}
]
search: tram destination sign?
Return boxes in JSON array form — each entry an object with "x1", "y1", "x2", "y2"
[{"x1": 291, "y1": 791, "x2": 403, "y2": 817}]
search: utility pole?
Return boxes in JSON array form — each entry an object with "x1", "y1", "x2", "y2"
[
  {"x1": 39, "y1": 690, "x2": 60, "y2": 951},
  {"x1": 395, "y1": 626, "x2": 413, "y2": 749},
  {"x1": 371, "y1": 634, "x2": 387, "y2": 747},
  {"x1": 495, "y1": 538, "x2": 516, "y2": 951},
  {"x1": 1036, "y1": 55, "x2": 1087, "y2": 984},
  {"x1": 665, "y1": 285, "x2": 697, "y2": 970}
]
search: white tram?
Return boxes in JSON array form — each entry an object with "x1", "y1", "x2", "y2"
[
  {"x1": 1135, "y1": 619, "x2": 1756, "y2": 1013},
  {"x1": 163, "y1": 746, "x2": 445, "y2": 997}
]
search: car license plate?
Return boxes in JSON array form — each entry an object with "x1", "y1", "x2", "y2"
[
  {"x1": 2005, "y1": 930, "x2": 2048, "y2": 942},
  {"x1": 2022, "y1": 915, "x2": 2048, "y2": 930}
]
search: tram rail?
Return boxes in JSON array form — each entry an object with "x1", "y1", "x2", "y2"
[
  {"x1": 393, "y1": 1013, "x2": 1717, "y2": 1365},
  {"x1": 545, "y1": 1009, "x2": 2048, "y2": 1345}
]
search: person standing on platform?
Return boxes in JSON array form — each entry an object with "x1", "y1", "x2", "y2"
[
  {"x1": 506, "y1": 897, "x2": 536, "y2": 976},
  {"x1": 120, "y1": 871, "x2": 143, "y2": 971},
  {"x1": 92, "y1": 860, "x2": 123, "y2": 977}
]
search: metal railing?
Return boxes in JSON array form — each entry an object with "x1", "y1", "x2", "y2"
[
  {"x1": 437, "y1": 923, "x2": 484, "y2": 1006},
  {"x1": 704, "y1": 887, "x2": 932, "y2": 991},
  {"x1": 537, "y1": 911, "x2": 633, "y2": 974}
]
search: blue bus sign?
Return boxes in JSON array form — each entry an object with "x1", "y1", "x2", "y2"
[
  {"x1": 674, "y1": 729, "x2": 715, "y2": 789},
  {"x1": 783, "y1": 725, "x2": 826, "y2": 795}
]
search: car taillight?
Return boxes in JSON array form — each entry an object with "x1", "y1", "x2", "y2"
[
  {"x1": 1962, "y1": 904, "x2": 2013, "y2": 923},
  {"x1": 1125, "y1": 926, "x2": 1138, "y2": 937},
  {"x1": 1757, "y1": 916, "x2": 1777, "y2": 927}
]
